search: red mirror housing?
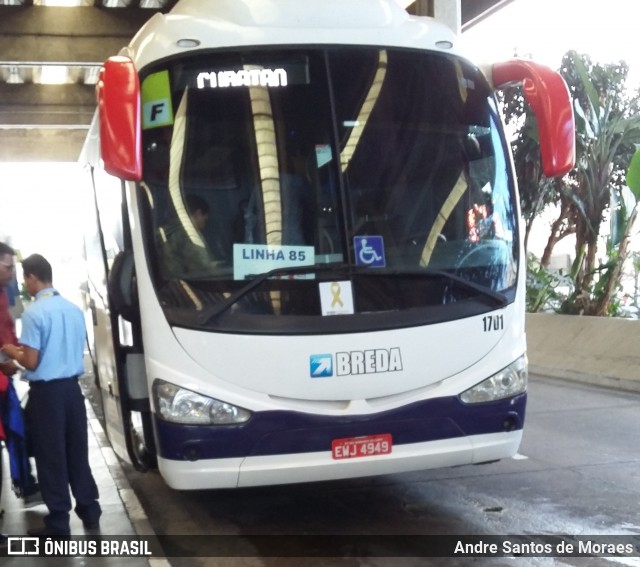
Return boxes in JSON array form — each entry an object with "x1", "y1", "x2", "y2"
[
  {"x1": 96, "y1": 56, "x2": 142, "y2": 181},
  {"x1": 493, "y1": 59, "x2": 575, "y2": 178}
]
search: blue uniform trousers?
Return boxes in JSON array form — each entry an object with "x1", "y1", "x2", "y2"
[{"x1": 25, "y1": 377, "x2": 101, "y2": 533}]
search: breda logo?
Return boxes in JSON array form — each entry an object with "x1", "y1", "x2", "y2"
[{"x1": 310, "y1": 348, "x2": 402, "y2": 378}]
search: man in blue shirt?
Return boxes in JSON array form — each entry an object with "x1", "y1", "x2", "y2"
[{"x1": 1, "y1": 254, "x2": 101, "y2": 536}]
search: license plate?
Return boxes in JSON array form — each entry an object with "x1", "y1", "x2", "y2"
[{"x1": 331, "y1": 434, "x2": 393, "y2": 460}]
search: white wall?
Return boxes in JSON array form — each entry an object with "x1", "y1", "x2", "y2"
[{"x1": 526, "y1": 313, "x2": 640, "y2": 393}]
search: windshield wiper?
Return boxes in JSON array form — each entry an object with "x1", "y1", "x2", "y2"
[
  {"x1": 197, "y1": 263, "x2": 353, "y2": 324},
  {"x1": 196, "y1": 263, "x2": 508, "y2": 324},
  {"x1": 392, "y1": 268, "x2": 509, "y2": 308}
]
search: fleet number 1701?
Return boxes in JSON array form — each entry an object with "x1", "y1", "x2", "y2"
[{"x1": 482, "y1": 314, "x2": 504, "y2": 332}]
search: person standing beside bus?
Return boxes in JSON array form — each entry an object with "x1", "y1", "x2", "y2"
[
  {"x1": 0, "y1": 245, "x2": 40, "y2": 514},
  {"x1": 1, "y1": 253, "x2": 101, "y2": 536},
  {"x1": 0, "y1": 242, "x2": 18, "y2": 368},
  {"x1": 0, "y1": 242, "x2": 20, "y2": 546}
]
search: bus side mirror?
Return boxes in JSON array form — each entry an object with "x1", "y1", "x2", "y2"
[
  {"x1": 493, "y1": 59, "x2": 575, "y2": 178},
  {"x1": 108, "y1": 250, "x2": 138, "y2": 323},
  {"x1": 96, "y1": 56, "x2": 142, "y2": 181}
]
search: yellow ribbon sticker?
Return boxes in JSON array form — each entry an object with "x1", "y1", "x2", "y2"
[
  {"x1": 319, "y1": 281, "x2": 354, "y2": 316},
  {"x1": 330, "y1": 282, "x2": 344, "y2": 308}
]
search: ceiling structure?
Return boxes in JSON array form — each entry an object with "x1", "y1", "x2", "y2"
[{"x1": 0, "y1": 0, "x2": 511, "y2": 162}]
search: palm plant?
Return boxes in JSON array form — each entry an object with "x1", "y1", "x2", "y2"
[{"x1": 560, "y1": 53, "x2": 640, "y2": 314}]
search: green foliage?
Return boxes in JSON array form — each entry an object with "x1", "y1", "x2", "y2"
[
  {"x1": 558, "y1": 246, "x2": 625, "y2": 316},
  {"x1": 509, "y1": 50, "x2": 640, "y2": 316},
  {"x1": 19, "y1": 282, "x2": 31, "y2": 303},
  {"x1": 626, "y1": 147, "x2": 640, "y2": 197},
  {"x1": 526, "y1": 254, "x2": 573, "y2": 313}
]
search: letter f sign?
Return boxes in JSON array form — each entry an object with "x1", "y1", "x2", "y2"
[
  {"x1": 143, "y1": 98, "x2": 171, "y2": 128},
  {"x1": 151, "y1": 102, "x2": 166, "y2": 122}
]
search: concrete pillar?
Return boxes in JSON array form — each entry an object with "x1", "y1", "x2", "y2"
[
  {"x1": 408, "y1": 0, "x2": 433, "y2": 16},
  {"x1": 433, "y1": 0, "x2": 461, "y2": 35}
]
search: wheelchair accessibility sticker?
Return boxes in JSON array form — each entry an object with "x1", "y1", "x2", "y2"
[{"x1": 354, "y1": 236, "x2": 385, "y2": 267}]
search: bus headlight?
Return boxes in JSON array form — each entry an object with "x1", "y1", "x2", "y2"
[
  {"x1": 153, "y1": 379, "x2": 252, "y2": 425},
  {"x1": 459, "y1": 356, "x2": 527, "y2": 404}
]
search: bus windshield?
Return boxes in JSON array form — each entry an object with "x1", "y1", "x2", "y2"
[{"x1": 138, "y1": 47, "x2": 518, "y2": 333}]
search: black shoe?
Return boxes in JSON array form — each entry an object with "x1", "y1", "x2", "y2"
[
  {"x1": 27, "y1": 526, "x2": 70, "y2": 537},
  {"x1": 0, "y1": 534, "x2": 8, "y2": 548},
  {"x1": 83, "y1": 520, "x2": 100, "y2": 530}
]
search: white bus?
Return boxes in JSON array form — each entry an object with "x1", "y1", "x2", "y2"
[{"x1": 81, "y1": 0, "x2": 574, "y2": 490}]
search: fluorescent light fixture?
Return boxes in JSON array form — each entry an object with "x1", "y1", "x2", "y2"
[
  {"x1": 38, "y1": 65, "x2": 69, "y2": 84},
  {"x1": 40, "y1": 0, "x2": 89, "y2": 5}
]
